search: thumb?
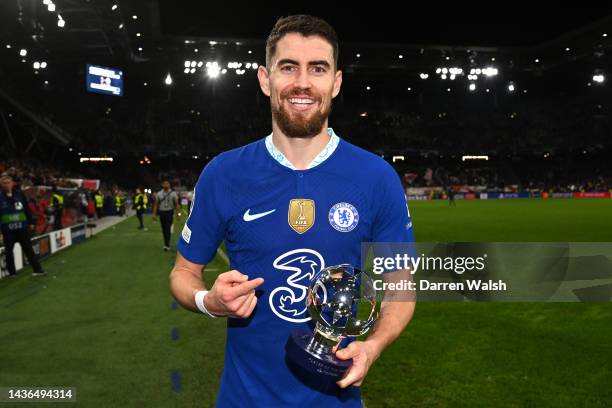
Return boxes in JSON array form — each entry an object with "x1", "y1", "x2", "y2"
[{"x1": 335, "y1": 342, "x2": 360, "y2": 360}]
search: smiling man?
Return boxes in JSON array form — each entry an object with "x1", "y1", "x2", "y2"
[{"x1": 170, "y1": 15, "x2": 415, "y2": 408}]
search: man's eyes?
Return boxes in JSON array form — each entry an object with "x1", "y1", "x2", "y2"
[{"x1": 280, "y1": 65, "x2": 327, "y2": 74}]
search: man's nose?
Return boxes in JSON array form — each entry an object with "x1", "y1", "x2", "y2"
[{"x1": 293, "y1": 67, "x2": 312, "y2": 89}]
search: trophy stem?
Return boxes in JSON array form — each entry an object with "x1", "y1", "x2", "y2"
[{"x1": 305, "y1": 325, "x2": 340, "y2": 356}]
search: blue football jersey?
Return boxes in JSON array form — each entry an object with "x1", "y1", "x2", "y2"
[{"x1": 177, "y1": 128, "x2": 414, "y2": 408}]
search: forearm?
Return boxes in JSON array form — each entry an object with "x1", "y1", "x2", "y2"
[
  {"x1": 169, "y1": 265, "x2": 207, "y2": 313},
  {"x1": 364, "y1": 299, "x2": 415, "y2": 359}
]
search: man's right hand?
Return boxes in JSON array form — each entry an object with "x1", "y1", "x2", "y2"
[{"x1": 205, "y1": 270, "x2": 264, "y2": 318}]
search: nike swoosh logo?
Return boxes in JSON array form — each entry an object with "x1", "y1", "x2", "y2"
[{"x1": 243, "y1": 208, "x2": 276, "y2": 222}]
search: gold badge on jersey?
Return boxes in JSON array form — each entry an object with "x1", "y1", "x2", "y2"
[{"x1": 288, "y1": 199, "x2": 315, "y2": 234}]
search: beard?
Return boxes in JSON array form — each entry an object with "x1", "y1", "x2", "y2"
[{"x1": 271, "y1": 89, "x2": 332, "y2": 139}]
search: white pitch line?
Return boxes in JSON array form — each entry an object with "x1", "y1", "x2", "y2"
[{"x1": 216, "y1": 247, "x2": 230, "y2": 265}]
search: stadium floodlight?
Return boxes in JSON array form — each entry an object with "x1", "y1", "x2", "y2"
[
  {"x1": 246, "y1": 63, "x2": 252, "y2": 69},
  {"x1": 508, "y1": 83, "x2": 515, "y2": 92},
  {"x1": 111, "y1": 4, "x2": 118, "y2": 10},
  {"x1": 118, "y1": 24, "x2": 123, "y2": 29},
  {"x1": 188, "y1": 68, "x2": 194, "y2": 74},
  {"x1": 165, "y1": 73, "x2": 173, "y2": 85},
  {"x1": 184, "y1": 61, "x2": 190, "y2": 68},
  {"x1": 221, "y1": 69, "x2": 227, "y2": 74},
  {"x1": 19, "y1": 48, "x2": 27, "y2": 56},
  {"x1": 138, "y1": 47, "x2": 142, "y2": 51},
  {"x1": 442, "y1": 68, "x2": 448, "y2": 74},
  {"x1": 209, "y1": 41, "x2": 218, "y2": 45},
  {"x1": 136, "y1": 33, "x2": 141, "y2": 37},
  {"x1": 248, "y1": 50, "x2": 252, "y2": 54},
  {"x1": 366, "y1": 86, "x2": 371, "y2": 90},
  {"x1": 534, "y1": 58, "x2": 540, "y2": 63},
  {"x1": 593, "y1": 74, "x2": 605, "y2": 83},
  {"x1": 441, "y1": 74, "x2": 447, "y2": 80},
  {"x1": 450, "y1": 74, "x2": 456, "y2": 80},
  {"x1": 207, "y1": 62, "x2": 220, "y2": 78},
  {"x1": 565, "y1": 47, "x2": 570, "y2": 51},
  {"x1": 190, "y1": 61, "x2": 196, "y2": 67},
  {"x1": 482, "y1": 67, "x2": 498, "y2": 77},
  {"x1": 48, "y1": 3, "x2": 56, "y2": 12},
  {"x1": 194, "y1": 48, "x2": 199, "y2": 52},
  {"x1": 446, "y1": 88, "x2": 451, "y2": 92},
  {"x1": 183, "y1": 68, "x2": 189, "y2": 74},
  {"x1": 132, "y1": 15, "x2": 137, "y2": 19},
  {"x1": 57, "y1": 17, "x2": 65, "y2": 27},
  {"x1": 398, "y1": 54, "x2": 403, "y2": 59},
  {"x1": 419, "y1": 73, "x2": 429, "y2": 79},
  {"x1": 469, "y1": 83, "x2": 476, "y2": 91},
  {"x1": 392, "y1": 155, "x2": 405, "y2": 162},
  {"x1": 356, "y1": 53, "x2": 360, "y2": 58},
  {"x1": 197, "y1": 61, "x2": 203, "y2": 67},
  {"x1": 252, "y1": 63, "x2": 258, "y2": 69},
  {"x1": 603, "y1": 33, "x2": 608, "y2": 37},
  {"x1": 43, "y1": 0, "x2": 50, "y2": 4},
  {"x1": 436, "y1": 68, "x2": 441, "y2": 74},
  {"x1": 462, "y1": 155, "x2": 489, "y2": 161},
  {"x1": 5, "y1": 44, "x2": 10, "y2": 49},
  {"x1": 491, "y1": 57, "x2": 496, "y2": 61},
  {"x1": 33, "y1": 62, "x2": 40, "y2": 69}
]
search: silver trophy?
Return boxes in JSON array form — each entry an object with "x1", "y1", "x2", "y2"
[{"x1": 286, "y1": 264, "x2": 378, "y2": 379}]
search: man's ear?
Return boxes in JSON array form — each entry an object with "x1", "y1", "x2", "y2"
[
  {"x1": 332, "y1": 69, "x2": 343, "y2": 99},
  {"x1": 257, "y1": 66, "x2": 271, "y2": 97}
]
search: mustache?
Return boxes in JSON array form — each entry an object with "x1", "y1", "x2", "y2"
[{"x1": 281, "y1": 89, "x2": 320, "y2": 101}]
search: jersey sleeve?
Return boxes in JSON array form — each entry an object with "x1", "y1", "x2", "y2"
[
  {"x1": 371, "y1": 164, "x2": 415, "y2": 244},
  {"x1": 177, "y1": 157, "x2": 227, "y2": 265}
]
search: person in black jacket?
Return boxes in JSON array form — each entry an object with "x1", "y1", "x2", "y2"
[{"x1": 0, "y1": 174, "x2": 46, "y2": 276}]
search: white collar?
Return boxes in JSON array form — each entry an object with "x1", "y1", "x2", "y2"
[{"x1": 265, "y1": 128, "x2": 340, "y2": 170}]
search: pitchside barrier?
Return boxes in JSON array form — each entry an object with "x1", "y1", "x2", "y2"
[
  {"x1": 0, "y1": 223, "x2": 87, "y2": 279},
  {"x1": 406, "y1": 191, "x2": 612, "y2": 200}
]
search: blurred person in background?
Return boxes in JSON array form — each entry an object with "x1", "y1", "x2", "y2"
[
  {"x1": 50, "y1": 185, "x2": 64, "y2": 230},
  {"x1": 152, "y1": 180, "x2": 180, "y2": 251},
  {"x1": 134, "y1": 186, "x2": 148, "y2": 230},
  {"x1": 0, "y1": 174, "x2": 46, "y2": 276}
]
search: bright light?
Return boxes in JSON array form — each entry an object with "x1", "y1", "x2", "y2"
[
  {"x1": 197, "y1": 61, "x2": 203, "y2": 67},
  {"x1": 445, "y1": 56, "x2": 450, "y2": 60},
  {"x1": 19, "y1": 49, "x2": 27, "y2": 57},
  {"x1": 450, "y1": 74, "x2": 456, "y2": 80},
  {"x1": 111, "y1": 4, "x2": 118, "y2": 10},
  {"x1": 469, "y1": 83, "x2": 476, "y2": 91},
  {"x1": 475, "y1": 68, "x2": 481, "y2": 75},
  {"x1": 534, "y1": 58, "x2": 540, "y2": 63},
  {"x1": 365, "y1": 85, "x2": 372, "y2": 91},
  {"x1": 508, "y1": 83, "x2": 515, "y2": 92},
  {"x1": 207, "y1": 62, "x2": 220, "y2": 78},
  {"x1": 491, "y1": 57, "x2": 496, "y2": 61},
  {"x1": 221, "y1": 69, "x2": 227, "y2": 74},
  {"x1": 436, "y1": 68, "x2": 441, "y2": 74},
  {"x1": 190, "y1": 61, "x2": 196, "y2": 67},
  {"x1": 57, "y1": 18, "x2": 65, "y2": 27},
  {"x1": 446, "y1": 88, "x2": 451, "y2": 92},
  {"x1": 48, "y1": 3, "x2": 56, "y2": 12},
  {"x1": 184, "y1": 60, "x2": 190, "y2": 68},
  {"x1": 419, "y1": 73, "x2": 429, "y2": 80},
  {"x1": 565, "y1": 47, "x2": 570, "y2": 51},
  {"x1": 252, "y1": 63, "x2": 258, "y2": 69},
  {"x1": 190, "y1": 68, "x2": 195, "y2": 74},
  {"x1": 482, "y1": 67, "x2": 498, "y2": 76},
  {"x1": 356, "y1": 53, "x2": 361, "y2": 58},
  {"x1": 165, "y1": 73, "x2": 173, "y2": 85},
  {"x1": 603, "y1": 33, "x2": 608, "y2": 37},
  {"x1": 43, "y1": 0, "x2": 50, "y2": 4},
  {"x1": 5, "y1": 44, "x2": 10, "y2": 49},
  {"x1": 209, "y1": 41, "x2": 217, "y2": 45},
  {"x1": 194, "y1": 48, "x2": 198, "y2": 52},
  {"x1": 392, "y1": 156, "x2": 405, "y2": 162},
  {"x1": 143, "y1": 82, "x2": 147, "y2": 86},
  {"x1": 80, "y1": 157, "x2": 113, "y2": 163},
  {"x1": 407, "y1": 87, "x2": 412, "y2": 91},
  {"x1": 248, "y1": 50, "x2": 252, "y2": 54},
  {"x1": 138, "y1": 47, "x2": 143, "y2": 51},
  {"x1": 132, "y1": 15, "x2": 138, "y2": 19},
  {"x1": 593, "y1": 74, "x2": 605, "y2": 83},
  {"x1": 246, "y1": 63, "x2": 251, "y2": 69},
  {"x1": 441, "y1": 74, "x2": 447, "y2": 80},
  {"x1": 118, "y1": 24, "x2": 123, "y2": 29},
  {"x1": 33, "y1": 62, "x2": 40, "y2": 69},
  {"x1": 398, "y1": 54, "x2": 403, "y2": 59},
  {"x1": 462, "y1": 155, "x2": 489, "y2": 161},
  {"x1": 442, "y1": 68, "x2": 448, "y2": 74},
  {"x1": 184, "y1": 68, "x2": 189, "y2": 74},
  {"x1": 136, "y1": 33, "x2": 141, "y2": 37}
]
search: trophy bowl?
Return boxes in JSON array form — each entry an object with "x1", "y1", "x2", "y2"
[{"x1": 286, "y1": 264, "x2": 378, "y2": 379}]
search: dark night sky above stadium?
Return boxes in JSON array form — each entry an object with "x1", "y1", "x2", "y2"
[{"x1": 159, "y1": 1, "x2": 610, "y2": 47}]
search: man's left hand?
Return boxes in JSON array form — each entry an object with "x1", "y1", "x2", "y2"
[{"x1": 335, "y1": 341, "x2": 379, "y2": 388}]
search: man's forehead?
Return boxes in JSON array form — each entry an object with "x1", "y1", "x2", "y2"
[{"x1": 273, "y1": 33, "x2": 333, "y2": 64}]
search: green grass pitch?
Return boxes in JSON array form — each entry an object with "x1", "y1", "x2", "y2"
[{"x1": 0, "y1": 198, "x2": 611, "y2": 407}]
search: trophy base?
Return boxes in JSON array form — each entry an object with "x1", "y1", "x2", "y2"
[{"x1": 286, "y1": 330, "x2": 351, "y2": 380}]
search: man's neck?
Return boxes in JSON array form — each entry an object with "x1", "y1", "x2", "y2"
[{"x1": 271, "y1": 122, "x2": 331, "y2": 170}]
